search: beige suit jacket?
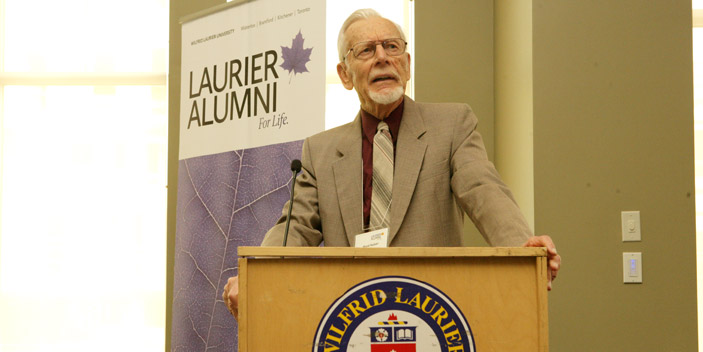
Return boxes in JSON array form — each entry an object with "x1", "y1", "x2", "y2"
[{"x1": 261, "y1": 96, "x2": 532, "y2": 247}]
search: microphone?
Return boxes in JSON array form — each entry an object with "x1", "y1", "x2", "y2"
[
  {"x1": 291, "y1": 159, "x2": 302, "y2": 173},
  {"x1": 283, "y1": 159, "x2": 302, "y2": 246}
]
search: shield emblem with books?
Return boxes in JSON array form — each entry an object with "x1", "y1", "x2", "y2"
[{"x1": 369, "y1": 313, "x2": 417, "y2": 352}]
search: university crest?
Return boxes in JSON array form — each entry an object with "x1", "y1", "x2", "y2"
[
  {"x1": 312, "y1": 276, "x2": 476, "y2": 352},
  {"x1": 369, "y1": 313, "x2": 417, "y2": 352}
]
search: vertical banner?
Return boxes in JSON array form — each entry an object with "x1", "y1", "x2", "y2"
[{"x1": 172, "y1": 0, "x2": 325, "y2": 350}]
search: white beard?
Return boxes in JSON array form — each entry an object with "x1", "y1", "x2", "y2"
[{"x1": 368, "y1": 86, "x2": 405, "y2": 105}]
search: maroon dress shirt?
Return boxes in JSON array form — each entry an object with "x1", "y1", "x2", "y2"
[{"x1": 360, "y1": 101, "x2": 404, "y2": 229}]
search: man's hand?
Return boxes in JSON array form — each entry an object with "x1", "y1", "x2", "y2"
[
  {"x1": 223, "y1": 275, "x2": 239, "y2": 321},
  {"x1": 522, "y1": 235, "x2": 561, "y2": 291}
]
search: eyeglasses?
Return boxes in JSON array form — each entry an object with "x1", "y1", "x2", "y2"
[{"x1": 345, "y1": 38, "x2": 407, "y2": 61}]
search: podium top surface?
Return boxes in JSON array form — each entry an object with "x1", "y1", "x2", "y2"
[{"x1": 237, "y1": 246, "x2": 547, "y2": 258}]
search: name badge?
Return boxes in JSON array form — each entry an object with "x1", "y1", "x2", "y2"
[{"x1": 354, "y1": 228, "x2": 389, "y2": 248}]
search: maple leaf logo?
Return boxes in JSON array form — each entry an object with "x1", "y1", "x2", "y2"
[{"x1": 280, "y1": 30, "x2": 313, "y2": 81}]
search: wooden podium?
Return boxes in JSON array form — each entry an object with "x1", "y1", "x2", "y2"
[{"x1": 238, "y1": 247, "x2": 549, "y2": 351}]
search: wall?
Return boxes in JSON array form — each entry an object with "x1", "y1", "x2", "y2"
[
  {"x1": 417, "y1": 0, "x2": 697, "y2": 350},
  {"x1": 532, "y1": 1, "x2": 697, "y2": 349}
]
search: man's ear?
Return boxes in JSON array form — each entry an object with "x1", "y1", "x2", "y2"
[{"x1": 337, "y1": 62, "x2": 354, "y2": 90}]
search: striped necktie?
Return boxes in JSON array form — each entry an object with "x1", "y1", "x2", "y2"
[{"x1": 370, "y1": 121, "x2": 393, "y2": 230}]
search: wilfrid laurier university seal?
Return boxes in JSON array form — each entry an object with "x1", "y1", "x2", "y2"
[{"x1": 312, "y1": 276, "x2": 476, "y2": 352}]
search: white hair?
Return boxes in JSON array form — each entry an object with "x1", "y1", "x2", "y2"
[{"x1": 337, "y1": 8, "x2": 407, "y2": 62}]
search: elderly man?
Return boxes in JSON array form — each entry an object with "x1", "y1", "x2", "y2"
[{"x1": 224, "y1": 8, "x2": 561, "y2": 319}]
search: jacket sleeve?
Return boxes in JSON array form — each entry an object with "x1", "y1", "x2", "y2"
[{"x1": 449, "y1": 104, "x2": 533, "y2": 246}]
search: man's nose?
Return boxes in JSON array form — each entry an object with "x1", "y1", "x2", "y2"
[{"x1": 374, "y1": 43, "x2": 389, "y2": 61}]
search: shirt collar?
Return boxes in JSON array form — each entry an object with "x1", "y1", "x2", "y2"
[{"x1": 360, "y1": 99, "x2": 404, "y2": 144}]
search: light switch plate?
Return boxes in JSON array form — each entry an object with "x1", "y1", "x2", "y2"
[
  {"x1": 621, "y1": 211, "x2": 641, "y2": 242},
  {"x1": 623, "y1": 252, "x2": 642, "y2": 283}
]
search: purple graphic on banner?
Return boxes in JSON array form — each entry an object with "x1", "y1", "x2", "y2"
[
  {"x1": 280, "y1": 30, "x2": 313, "y2": 77},
  {"x1": 171, "y1": 140, "x2": 303, "y2": 352}
]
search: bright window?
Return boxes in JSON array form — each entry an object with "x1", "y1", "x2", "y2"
[
  {"x1": 693, "y1": 3, "x2": 703, "y2": 351},
  {"x1": 0, "y1": 0, "x2": 168, "y2": 351}
]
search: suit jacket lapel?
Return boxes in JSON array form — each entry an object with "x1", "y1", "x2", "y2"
[
  {"x1": 332, "y1": 114, "x2": 364, "y2": 245},
  {"x1": 389, "y1": 97, "x2": 427, "y2": 244}
]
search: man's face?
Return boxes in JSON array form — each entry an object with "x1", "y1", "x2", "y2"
[{"x1": 337, "y1": 17, "x2": 411, "y2": 112}]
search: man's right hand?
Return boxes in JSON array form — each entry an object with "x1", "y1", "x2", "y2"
[{"x1": 223, "y1": 275, "x2": 239, "y2": 321}]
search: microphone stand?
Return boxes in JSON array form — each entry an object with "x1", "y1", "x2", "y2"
[{"x1": 283, "y1": 159, "x2": 302, "y2": 246}]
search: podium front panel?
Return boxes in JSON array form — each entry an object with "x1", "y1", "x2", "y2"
[{"x1": 238, "y1": 248, "x2": 548, "y2": 351}]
